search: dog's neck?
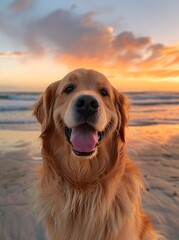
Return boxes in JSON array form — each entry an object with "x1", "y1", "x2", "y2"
[
  {"x1": 37, "y1": 136, "x2": 143, "y2": 240},
  {"x1": 41, "y1": 131, "x2": 126, "y2": 189}
]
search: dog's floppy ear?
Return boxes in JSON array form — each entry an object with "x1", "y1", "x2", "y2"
[
  {"x1": 113, "y1": 88, "x2": 129, "y2": 142},
  {"x1": 33, "y1": 95, "x2": 44, "y2": 124},
  {"x1": 33, "y1": 81, "x2": 59, "y2": 132}
]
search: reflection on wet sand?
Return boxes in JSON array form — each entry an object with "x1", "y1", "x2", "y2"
[{"x1": 0, "y1": 125, "x2": 178, "y2": 240}]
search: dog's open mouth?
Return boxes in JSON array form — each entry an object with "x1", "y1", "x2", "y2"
[{"x1": 65, "y1": 123, "x2": 109, "y2": 156}]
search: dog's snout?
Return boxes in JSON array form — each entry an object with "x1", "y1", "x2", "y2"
[{"x1": 75, "y1": 95, "x2": 99, "y2": 116}]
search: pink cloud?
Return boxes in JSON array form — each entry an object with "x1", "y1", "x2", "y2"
[
  {"x1": 9, "y1": 0, "x2": 35, "y2": 12},
  {"x1": 1, "y1": 7, "x2": 178, "y2": 81},
  {"x1": 112, "y1": 31, "x2": 151, "y2": 51},
  {"x1": 0, "y1": 51, "x2": 27, "y2": 57}
]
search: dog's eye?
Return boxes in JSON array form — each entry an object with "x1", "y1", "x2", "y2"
[
  {"x1": 100, "y1": 88, "x2": 109, "y2": 97},
  {"x1": 64, "y1": 85, "x2": 75, "y2": 94}
]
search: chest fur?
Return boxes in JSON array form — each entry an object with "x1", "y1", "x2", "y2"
[{"x1": 38, "y1": 181, "x2": 138, "y2": 240}]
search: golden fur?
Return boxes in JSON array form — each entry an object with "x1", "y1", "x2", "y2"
[{"x1": 33, "y1": 69, "x2": 164, "y2": 240}]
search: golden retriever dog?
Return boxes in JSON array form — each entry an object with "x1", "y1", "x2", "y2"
[{"x1": 33, "y1": 69, "x2": 164, "y2": 240}]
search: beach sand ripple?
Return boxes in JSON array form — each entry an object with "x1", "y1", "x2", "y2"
[{"x1": 0, "y1": 126, "x2": 179, "y2": 240}]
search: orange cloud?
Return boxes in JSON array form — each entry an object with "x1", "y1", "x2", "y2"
[
  {"x1": 127, "y1": 69, "x2": 179, "y2": 79},
  {"x1": 0, "y1": 51, "x2": 27, "y2": 57},
  {"x1": 135, "y1": 43, "x2": 179, "y2": 79},
  {"x1": 55, "y1": 39, "x2": 179, "y2": 83},
  {"x1": 3, "y1": 7, "x2": 179, "y2": 75},
  {"x1": 1, "y1": 7, "x2": 178, "y2": 91}
]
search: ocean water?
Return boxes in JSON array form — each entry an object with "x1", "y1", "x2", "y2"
[{"x1": 0, "y1": 91, "x2": 179, "y2": 131}]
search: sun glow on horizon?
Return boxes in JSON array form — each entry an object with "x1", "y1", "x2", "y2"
[
  {"x1": 0, "y1": 1, "x2": 179, "y2": 92},
  {"x1": 1, "y1": 52, "x2": 179, "y2": 92}
]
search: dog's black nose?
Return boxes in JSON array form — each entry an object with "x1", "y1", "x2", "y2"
[{"x1": 75, "y1": 95, "x2": 99, "y2": 116}]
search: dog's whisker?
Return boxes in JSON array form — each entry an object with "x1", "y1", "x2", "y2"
[
  {"x1": 59, "y1": 120, "x2": 65, "y2": 129},
  {"x1": 105, "y1": 120, "x2": 120, "y2": 136}
]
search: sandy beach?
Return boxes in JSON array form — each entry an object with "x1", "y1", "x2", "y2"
[
  {"x1": 0, "y1": 125, "x2": 179, "y2": 240},
  {"x1": 127, "y1": 125, "x2": 179, "y2": 239},
  {"x1": 0, "y1": 130, "x2": 45, "y2": 240}
]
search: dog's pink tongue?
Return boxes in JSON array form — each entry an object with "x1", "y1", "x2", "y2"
[{"x1": 70, "y1": 125, "x2": 98, "y2": 153}]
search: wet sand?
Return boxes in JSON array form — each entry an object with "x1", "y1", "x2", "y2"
[{"x1": 0, "y1": 126, "x2": 179, "y2": 239}]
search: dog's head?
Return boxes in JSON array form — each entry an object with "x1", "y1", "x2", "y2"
[{"x1": 34, "y1": 69, "x2": 129, "y2": 159}]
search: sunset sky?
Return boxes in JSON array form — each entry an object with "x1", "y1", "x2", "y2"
[{"x1": 0, "y1": 0, "x2": 179, "y2": 92}]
